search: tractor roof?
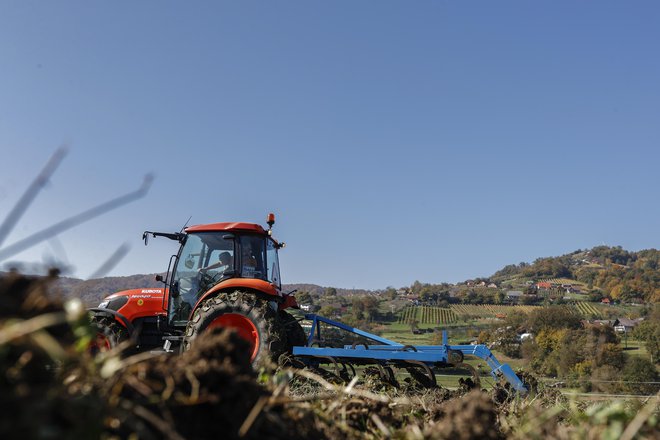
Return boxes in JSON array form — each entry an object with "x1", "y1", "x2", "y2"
[{"x1": 185, "y1": 222, "x2": 267, "y2": 235}]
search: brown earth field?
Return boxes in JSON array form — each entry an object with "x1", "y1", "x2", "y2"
[{"x1": 0, "y1": 272, "x2": 657, "y2": 439}]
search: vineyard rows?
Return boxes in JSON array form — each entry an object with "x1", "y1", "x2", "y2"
[
  {"x1": 540, "y1": 278, "x2": 588, "y2": 288},
  {"x1": 397, "y1": 303, "x2": 605, "y2": 324},
  {"x1": 542, "y1": 278, "x2": 577, "y2": 285},
  {"x1": 574, "y1": 301, "x2": 601, "y2": 316},
  {"x1": 397, "y1": 306, "x2": 457, "y2": 325},
  {"x1": 450, "y1": 304, "x2": 540, "y2": 317}
]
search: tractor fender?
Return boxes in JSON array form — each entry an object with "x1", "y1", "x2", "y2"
[
  {"x1": 195, "y1": 278, "x2": 280, "y2": 308},
  {"x1": 191, "y1": 282, "x2": 283, "y2": 318},
  {"x1": 89, "y1": 308, "x2": 135, "y2": 336},
  {"x1": 279, "y1": 293, "x2": 299, "y2": 311},
  {"x1": 206, "y1": 278, "x2": 279, "y2": 297}
]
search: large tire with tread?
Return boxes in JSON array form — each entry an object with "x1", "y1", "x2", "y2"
[
  {"x1": 183, "y1": 290, "x2": 286, "y2": 369},
  {"x1": 279, "y1": 310, "x2": 307, "y2": 349}
]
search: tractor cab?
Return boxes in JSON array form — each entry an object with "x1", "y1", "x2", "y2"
[{"x1": 164, "y1": 225, "x2": 282, "y2": 327}]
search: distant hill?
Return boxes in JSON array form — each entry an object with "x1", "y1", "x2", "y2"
[
  {"x1": 45, "y1": 276, "x2": 376, "y2": 307},
  {"x1": 282, "y1": 283, "x2": 377, "y2": 297},
  {"x1": 4, "y1": 245, "x2": 657, "y2": 306},
  {"x1": 53, "y1": 274, "x2": 164, "y2": 306},
  {"x1": 489, "y1": 246, "x2": 660, "y2": 303}
]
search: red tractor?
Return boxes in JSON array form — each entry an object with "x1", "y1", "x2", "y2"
[{"x1": 91, "y1": 214, "x2": 305, "y2": 367}]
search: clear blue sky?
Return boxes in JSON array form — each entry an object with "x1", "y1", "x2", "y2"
[{"x1": 1, "y1": 1, "x2": 658, "y2": 289}]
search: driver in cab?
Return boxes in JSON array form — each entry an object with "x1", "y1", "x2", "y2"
[
  {"x1": 241, "y1": 243, "x2": 258, "y2": 277},
  {"x1": 199, "y1": 251, "x2": 232, "y2": 276},
  {"x1": 176, "y1": 252, "x2": 232, "y2": 319}
]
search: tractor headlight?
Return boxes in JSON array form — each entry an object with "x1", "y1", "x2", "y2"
[{"x1": 97, "y1": 296, "x2": 128, "y2": 311}]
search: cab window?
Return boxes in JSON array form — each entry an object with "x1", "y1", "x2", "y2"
[
  {"x1": 240, "y1": 235, "x2": 266, "y2": 279},
  {"x1": 266, "y1": 239, "x2": 281, "y2": 287}
]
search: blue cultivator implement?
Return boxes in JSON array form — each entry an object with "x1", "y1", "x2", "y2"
[{"x1": 292, "y1": 314, "x2": 527, "y2": 394}]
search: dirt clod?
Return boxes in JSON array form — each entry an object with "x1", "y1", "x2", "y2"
[{"x1": 425, "y1": 390, "x2": 504, "y2": 440}]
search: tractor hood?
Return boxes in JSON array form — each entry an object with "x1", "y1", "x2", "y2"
[
  {"x1": 104, "y1": 288, "x2": 166, "y2": 301},
  {"x1": 100, "y1": 288, "x2": 168, "y2": 316}
]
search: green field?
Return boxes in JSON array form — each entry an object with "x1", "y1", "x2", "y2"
[{"x1": 380, "y1": 322, "x2": 473, "y2": 345}]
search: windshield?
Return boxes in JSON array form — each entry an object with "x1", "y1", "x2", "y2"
[{"x1": 169, "y1": 232, "x2": 235, "y2": 324}]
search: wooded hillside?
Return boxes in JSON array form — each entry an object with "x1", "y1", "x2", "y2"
[{"x1": 491, "y1": 246, "x2": 660, "y2": 303}]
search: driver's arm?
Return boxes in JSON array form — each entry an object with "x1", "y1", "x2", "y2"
[{"x1": 199, "y1": 261, "x2": 223, "y2": 272}]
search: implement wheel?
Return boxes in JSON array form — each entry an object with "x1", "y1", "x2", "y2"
[
  {"x1": 183, "y1": 291, "x2": 286, "y2": 369},
  {"x1": 405, "y1": 362, "x2": 437, "y2": 388},
  {"x1": 455, "y1": 362, "x2": 481, "y2": 390}
]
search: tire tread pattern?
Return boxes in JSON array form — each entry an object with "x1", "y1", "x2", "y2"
[{"x1": 183, "y1": 290, "x2": 287, "y2": 369}]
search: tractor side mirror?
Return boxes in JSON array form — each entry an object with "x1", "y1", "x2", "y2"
[
  {"x1": 142, "y1": 232, "x2": 149, "y2": 245},
  {"x1": 155, "y1": 274, "x2": 165, "y2": 283}
]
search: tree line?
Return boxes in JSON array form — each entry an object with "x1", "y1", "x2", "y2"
[{"x1": 480, "y1": 306, "x2": 659, "y2": 395}]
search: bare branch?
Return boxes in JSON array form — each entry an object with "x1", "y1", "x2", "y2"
[
  {"x1": 0, "y1": 174, "x2": 153, "y2": 262},
  {"x1": 0, "y1": 147, "x2": 68, "y2": 248},
  {"x1": 88, "y1": 243, "x2": 130, "y2": 279}
]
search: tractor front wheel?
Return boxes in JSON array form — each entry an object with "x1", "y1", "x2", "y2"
[
  {"x1": 182, "y1": 291, "x2": 286, "y2": 369},
  {"x1": 89, "y1": 316, "x2": 128, "y2": 355}
]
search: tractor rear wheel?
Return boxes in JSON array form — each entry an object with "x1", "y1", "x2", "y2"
[
  {"x1": 183, "y1": 291, "x2": 286, "y2": 369},
  {"x1": 279, "y1": 310, "x2": 307, "y2": 349}
]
